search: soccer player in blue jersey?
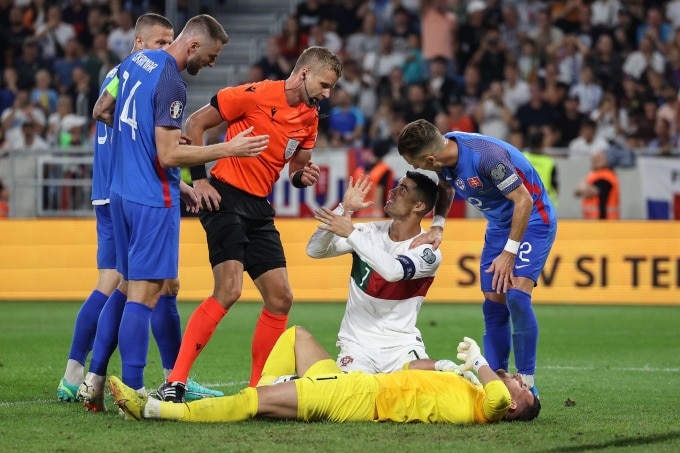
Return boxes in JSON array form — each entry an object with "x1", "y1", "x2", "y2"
[
  {"x1": 105, "y1": 14, "x2": 269, "y2": 399},
  {"x1": 57, "y1": 14, "x2": 178, "y2": 404},
  {"x1": 396, "y1": 119, "x2": 557, "y2": 398}
]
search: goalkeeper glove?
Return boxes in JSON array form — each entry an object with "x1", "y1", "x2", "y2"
[
  {"x1": 434, "y1": 359, "x2": 481, "y2": 386},
  {"x1": 456, "y1": 337, "x2": 489, "y2": 373}
]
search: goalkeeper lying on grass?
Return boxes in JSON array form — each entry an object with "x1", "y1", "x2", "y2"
[{"x1": 110, "y1": 326, "x2": 541, "y2": 424}]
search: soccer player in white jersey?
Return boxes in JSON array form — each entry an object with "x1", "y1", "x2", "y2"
[{"x1": 306, "y1": 172, "x2": 442, "y2": 374}]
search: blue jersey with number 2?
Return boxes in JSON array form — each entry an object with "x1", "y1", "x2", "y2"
[
  {"x1": 440, "y1": 132, "x2": 556, "y2": 230},
  {"x1": 110, "y1": 49, "x2": 186, "y2": 208}
]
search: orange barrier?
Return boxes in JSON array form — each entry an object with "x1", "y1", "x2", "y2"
[{"x1": 1, "y1": 219, "x2": 678, "y2": 304}]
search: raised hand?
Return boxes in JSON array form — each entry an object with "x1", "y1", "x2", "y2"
[{"x1": 342, "y1": 174, "x2": 374, "y2": 214}]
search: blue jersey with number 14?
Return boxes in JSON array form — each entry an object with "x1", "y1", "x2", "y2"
[
  {"x1": 91, "y1": 66, "x2": 118, "y2": 203},
  {"x1": 440, "y1": 132, "x2": 556, "y2": 230},
  {"x1": 110, "y1": 49, "x2": 186, "y2": 208}
]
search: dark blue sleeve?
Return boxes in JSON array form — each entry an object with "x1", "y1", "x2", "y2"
[
  {"x1": 476, "y1": 139, "x2": 522, "y2": 195},
  {"x1": 154, "y1": 60, "x2": 186, "y2": 129}
]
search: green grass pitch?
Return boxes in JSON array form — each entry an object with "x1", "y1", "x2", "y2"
[{"x1": 0, "y1": 301, "x2": 678, "y2": 452}]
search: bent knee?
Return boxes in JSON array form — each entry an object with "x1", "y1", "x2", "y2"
[
  {"x1": 161, "y1": 278, "x2": 180, "y2": 296},
  {"x1": 484, "y1": 291, "x2": 506, "y2": 304}
]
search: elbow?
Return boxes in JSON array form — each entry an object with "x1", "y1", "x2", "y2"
[{"x1": 306, "y1": 244, "x2": 323, "y2": 259}]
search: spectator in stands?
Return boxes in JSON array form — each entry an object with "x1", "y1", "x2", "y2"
[
  {"x1": 34, "y1": 5, "x2": 76, "y2": 60},
  {"x1": 0, "y1": 67, "x2": 19, "y2": 117},
  {"x1": 453, "y1": 64, "x2": 483, "y2": 118},
  {"x1": 362, "y1": 32, "x2": 405, "y2": 84},
  {"x1": 517, "y1": 37, "x2": 540, "y2": 83},
  {"x1": 3, "y1": 5, "x2": 33, "y2": 67},
  {"x1": 587, "y1": 33, "x2": 624, "y2": 93},
  {"x1": 61, "y1": 0, "x2": 89, "y2": 39},
  {"x1": 550, "y1": 0, "x2": 581, "y2": 35},
  {"x1": 622, "y1": 35, "x2": 665, "y2": 80},
  {"x1": 328, "y1": 0, "x2": 364, "y2": 39},
  {"x1": 67, "y1": 66, "x2": 96, "y2": 120},
  {"x1": 502, "y1": 61, "x2": 530, "y2": 116},
  {"x1": 403, "y1": 83, "x2": 438, "y2": 125},
  {"x1": 425, "y1": 55, "x2": 456, "y2": 111},
  {"x1": 470, "y1": 27, "x2": 510, "y2": 90},
  {"x1": 307, "y1": 20, "x2": 342, "y2": 55},
  {"x1": 344, "y1": 11, "x2": 380, "y2": 63},
  {"x1": 656, "y1": 84, "x2": 678, "y2": 138},
  {"x1": 571, "y1": 2, "x2": 601, "y2": 50},
  {"x1": 22, "y1": 0, "x2": 49, "y2": 33},
  {"x1": 401, "y1": 33, "x2": 425, "y2": 85},
  {"x1": 552, "y1": 33, "x2": 588, "y2": 87},
  {"x1": 14, "y1": 38, "x2": 50, "y2": 92},
  {"x1": 514, "y1": 83, "x2": 557, "y2": 140},
  {"x1": 590, "y1": 91, "x2": 622, "y2": 143},
  {"x1": 376, "y1": 66, "x2": 408, "y2": 112},
  {"x1": 568, "y1": 118, "x2": 609, "y2": 159},
  {"x1": 667, "y1": 0, "x2": 680, "y2": 30},
  {"x1": 58, "y1": 113, "x2": 88, "y2": 148},
  {"x1": 523, "y1": 128, "x2": 559, "y2": 206},
  {"x1": 46, "y1": 94, "x2": 73, "y2": 146},
  {"x1": 629, "y1": 96, "x2": 659, "y2": 144},
  {"x1": 276, "y1": 15, "x2": 308, "y2": 65},
  {"x1": 53, "y1": 38, "x2": 85, "y2": 93},
  {"x1": 389, "y1": 6, "x2": 415, "y2": 53},
  {"x1": 591, "y1": 0, "x2": 621, "y2": 29},
  {"x1": 256, "y1": 37, "x2": 292, "y2": 81},
  {"x1": 367, "y1": 98, "x2": 395, "y2": 146},
  {"x1": 107, "y1": 10, "x2": 135, "y2": 61},
  {"x1": 4, "y1": 118, "x2": 49, "y2": 151},
  {"x1": 553, "y1": 93, "x2": 585, "y2": 148},
  {"x1": 1, "y1": 90, "x2": 46, "y2": 139},
  {"x1": 328, "y1": 88, "x2": 365, "y2": 149},
  {"x1": 636, "y1": 6, "x2": 671, "y2": 52},
  {"x1": 0, "y1": 178, "x2": 8, "y2": 218},
  {"x1": 569, "y1": 65, "x2": 603, "y2": 116},
  {"x1": 613, "y1": 6, "x2": 640, "y2": 55},
  {"x1": 82, "y1": 31, "x2": 120, "y2": 87},
  {"x1": 296, "y1": 0, "x2": 329, "y2": 34},
  {"x1": 440, "y1": 94, "x2": 475, "y2": 133},
  {"x1": 30, "y1": 68, "x2": 58, "y2": 115},
  {"x1": 644, "y1": 118, "x2": 680, "y2": 157},
  {"x1": 527, "y1": 8, "x2": 564, "y2": 63},
  {"x1": 475, "y1": 80, "x2": 511, "y2": 141},
  {"x1": 574, "y1": 151, "x2": 620, "y2": 219},
  {"x1": 420, "y1": 0, "x2": 457, "y2": 78},
  {"x1": 79, "y1": 6, "x2": 113, "y2": 52},
  {"x1": 499, "y1": 4, "x2": 525, "y2": 61},
  {"x1": 457, "y1": 1, "x2": 488, "y2": 75}
]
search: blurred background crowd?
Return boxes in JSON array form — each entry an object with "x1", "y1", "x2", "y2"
[{"x1": 1, "y1": 0, "x2": 679, "y2": 218}]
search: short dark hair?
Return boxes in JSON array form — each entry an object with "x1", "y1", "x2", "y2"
[
  {"x1": 508, "y1": 395, "x2": 542, "y2": 422},
  {"x1": 294, "y1": 46, "x2": 343, "y2": 78},
  {"x1": 397, "y1": 119, "x2": 442, "y2": 159},
  {"x1": 135, "y1": 13, "x2": 172, "y2": 34},
  {"x1": 184, "y1": 14, "x2": 229, "y2": 44},
  {"x1": 406, "y1": 170, "x2": 439, "y2": 215}
]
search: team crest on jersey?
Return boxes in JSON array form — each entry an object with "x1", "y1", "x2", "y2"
[
  {"x1": 455, "y1": 177, "x2": 466, "y2": 191},
  {"x1": 339, "y1": 355, "x2": 354, "y2": 367},
  {"x1": 169, "y1": 101, "x2": 183, "y2": 119},
  {"x1": 420, "y1": 248, "x2": 436, "y2": 264},
  {"x1": 490, "y1": 163, "x2": 507, "y2": 182},
  {"x1": 467, "y1": 176, "x2": 483, "y2": 188}
]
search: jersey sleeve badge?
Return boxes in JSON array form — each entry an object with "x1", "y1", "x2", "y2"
[{"x1": 170, "y1": 101, "x2": 184, "y2": 119}]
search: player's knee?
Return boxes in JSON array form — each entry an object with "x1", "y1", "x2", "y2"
[
  {"x1": 266, "y1": 290, "x2": 293, "y2": 313},
  {"x1": 214, "y1": 286, "x2": 242, "y2": 306},
  {"x1": 484, "y1": 291, "x2": 506, "y2": 304},
  {"x1": 294, "y1": 325, "x2": 312, "y2": 341},
  {"x1": 161, "y1": 278, "x2": 180, "y2": 296}
]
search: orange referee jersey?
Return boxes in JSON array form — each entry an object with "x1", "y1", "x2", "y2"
[{"x1": 210, "y1": 79, "x2": 319, "y2": 197}]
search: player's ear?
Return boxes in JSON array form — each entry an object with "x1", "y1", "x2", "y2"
[{"x1": 189, "y1": 41, "x2": 199, "y2": 54}]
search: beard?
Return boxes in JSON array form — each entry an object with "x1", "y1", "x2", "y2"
[{"x1": 187, "y1": 56, "x2": 200, "y2": 76}]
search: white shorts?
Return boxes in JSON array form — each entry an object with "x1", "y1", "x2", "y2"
[{"x1": 336, "y1": 341, "x2": 429, "y2": 374}]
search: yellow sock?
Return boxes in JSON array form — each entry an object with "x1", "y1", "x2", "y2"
[
  {"x1": 159, "y1": 387, "x2": 259, "y2": 422},
  {"x1": 257, "y1": 326, "x2": 297, "y2": 386}
]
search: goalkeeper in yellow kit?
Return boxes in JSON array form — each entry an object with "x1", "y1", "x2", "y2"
[{"x1": 109, "y1": 326, "x2": 540, "y2": 424}]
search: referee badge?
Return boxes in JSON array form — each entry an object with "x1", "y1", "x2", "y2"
[{"x1": 169, "y1": 101, "x2": 184, "y2": 119}]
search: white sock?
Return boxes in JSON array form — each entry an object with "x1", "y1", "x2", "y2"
[
  {"x1": 84, "y1": 372, "x2": 105, "y2": 387},
  {"x1": 144, "y1": 397, "x2": 161, "y2": 419},
  {"x1": 64, "y1": 359, "x2": 84, "y2": 385},
  {"x1": 164, "y1": 368, "x2": 172, "y2": 380},
  {"x1": 519, "y1": 373, "x2": 535, "y2": 388}
]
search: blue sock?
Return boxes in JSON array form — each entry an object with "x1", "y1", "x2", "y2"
[
  {"x1": 89, "y1": 289, "x2": 127, "y2": 376},
  {"x1": 482, "y1": 298, "x2": 511, "y2": 371},
  {"x1": 68, "y1": 290, "x2": 109, "y2": 364},
  {"x1": 506, "y1": 288, "x2": 538, "y2": 376},
  {"x1": 119, "y1": 302, "x2": 152, "y2": 390},
  {"x1": 151, "y1": 295, "x2": 181, "y2": 370}
]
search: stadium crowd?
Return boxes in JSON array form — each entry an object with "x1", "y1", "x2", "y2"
[{"x1": 0, "y1": 0, "x2": 679, "y2": 216}]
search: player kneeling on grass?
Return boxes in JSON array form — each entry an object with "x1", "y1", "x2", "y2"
[{"x1": 109, "y1": 326, "x2": 540, "y2": 424}]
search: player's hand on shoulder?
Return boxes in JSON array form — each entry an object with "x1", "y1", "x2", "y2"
[{"x1": 409, "y1": 227, "x2": 443, "y2": 250}]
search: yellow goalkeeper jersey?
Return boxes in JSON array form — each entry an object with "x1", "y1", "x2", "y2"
[{"x1": 374, "y1": 370, "x2": 511, "y2": 423}]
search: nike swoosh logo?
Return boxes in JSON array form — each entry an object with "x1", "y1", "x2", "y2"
[
  {"x1": 97, "y1": 129, "x2": 108, "y2": 144},
  {"x1": 445, "y1": 176, "x2": 453, "y2": 180},
  {"x1": 515, "y1": 264, "x2": 530, "y2": 269}
]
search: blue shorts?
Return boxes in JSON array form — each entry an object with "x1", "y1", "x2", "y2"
[
  {"x1": 480, "y1": 222, "x2": 557, "y2": 291},
  {"x1": 110, "y1": 192, "x2": 179, "y2": 281},
  {"x1": 95, "y1": 204, "x2": 117, "y2": 270}
]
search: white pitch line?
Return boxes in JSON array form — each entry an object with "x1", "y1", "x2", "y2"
[{"x1": 543, "y1": 365, "x2": 680, "y2": 372}]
